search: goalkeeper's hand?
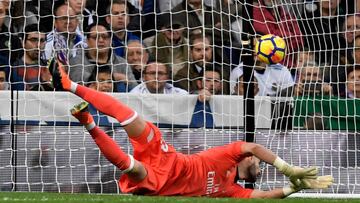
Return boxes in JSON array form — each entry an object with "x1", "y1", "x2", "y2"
[
  {"x1": 273, "y1": 157, "x2": 318, "y2": 180},
  {"x1": 283, "y1": 175, "x2": 334, "y2": 196},
  {"x1": 297, "y1": 175, "x2": 333, "y2": 189}
]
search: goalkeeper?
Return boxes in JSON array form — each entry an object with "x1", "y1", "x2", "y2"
[{"x1": 51, "y1": 60, "x2": 333, "y2": 198}]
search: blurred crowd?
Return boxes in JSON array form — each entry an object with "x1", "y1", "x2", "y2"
[{"x1": 1, "y1": 0, "x2": 360, "y2": 128}]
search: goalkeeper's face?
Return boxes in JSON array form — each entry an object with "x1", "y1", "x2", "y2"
[{"x1": 237, "y1": 156, "x2": 261, "y2": 182}]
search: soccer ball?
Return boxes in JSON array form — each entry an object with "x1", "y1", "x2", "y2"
[{"x1": 255, "y1": 34, "x2": 286, "y2": 64}]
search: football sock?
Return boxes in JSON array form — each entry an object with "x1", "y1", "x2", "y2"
[
  {"x1": 88, "y1": 123, "x2": 134, "y2": 172},
  {"x1": 72, "y1": 111, "x2": 94, "y2": 126},
  {"x1": 74, "y1": 85, "x2": 137, "y2": 126}
]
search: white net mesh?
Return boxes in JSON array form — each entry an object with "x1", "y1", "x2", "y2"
[{"x1": 0, "y1": 0, "x2": 359, "y2": 197}]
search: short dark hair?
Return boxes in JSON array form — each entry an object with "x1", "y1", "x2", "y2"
[
  {"x1": 0, "y1": 67, "x2": 9, "y2": 81},
  {"x1": 124, "y1": 40, "x2": 149, "y2": 57},
  {"x1": 346, "y1": 65, "x2": 360, "y2": 77},
  {"x1": 106, "y1": 0, "x2": 127, "y2": 15},
  {"x1": 189, "y1": 31, "x2": 212, "y2": 48},
  {"x1": 84, "y1": 22, "x2": 111, "y2": 38},
  {"x1": 142, "y1": 61, "x2": 171, "y2": 77},
  {"x1": 22, "y1": 24, "x2": 46, "y2": 42},
  {"x1": 54, "y1": 3, "x2": 71, "y2": 16},
  {"x1": 237, "y1": 74, "x2": 258, "y2": 83},
  {"x1": 156, "y1": 13, "x2": 184, "y2": 29},
  {"x1": 88, "y1": 65, "x2": 113, "y2": 83},
  {"x1": 0, "y1": 67, "x2": 7, "y2": 73},
  {"x1": 198, "y1": 63, "x2": 222, "y2": 80}
]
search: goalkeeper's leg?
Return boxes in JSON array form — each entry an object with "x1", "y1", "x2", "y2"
[
  {"x1": 70, "y1": 101, "x2": 147, "y2": 182},
  {"x1": 53, "y1": 61, "x2": 146, "y2": 138}
]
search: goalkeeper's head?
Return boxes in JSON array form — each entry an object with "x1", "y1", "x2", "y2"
[{"x1": 237, "y1": 156, "x2": 261, "y2": 182}]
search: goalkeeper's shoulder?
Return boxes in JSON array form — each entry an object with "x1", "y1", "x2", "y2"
[{"x1": 237, "y1": 142, "x2": 263, "y2": 154}]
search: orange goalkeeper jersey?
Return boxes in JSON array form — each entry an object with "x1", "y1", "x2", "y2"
[{"x1": 119, "y1": 122, "x2": 253, "y2": 198}]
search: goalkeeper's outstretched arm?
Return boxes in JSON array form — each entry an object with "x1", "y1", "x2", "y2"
[
  {"x1": 241, "y1": 142, "x2": 318, "y2": 180},
  {"x1": 250, "y1": 188, "x2": 290, "y2": 198},
  {"x1": 250, "y1": 175, "x2": 334, "y2": 198}
]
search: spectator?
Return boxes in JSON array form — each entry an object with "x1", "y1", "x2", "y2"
[
  {"x1": 69, "y1": 23, "x2": 137, "y2": 90},
  {"x1": 297, "y1": 48, "x2": 316, "y2": 68},
  {"x1": 144, "y1": 13, "x2": 189, "y2": 76},
  {"x1": 327, "y1": 36, "x2": 360, "y2": 97},
  {"x1": 125, "y1": 40, "x2": 149, "y2": 83},
  {"x1": 342, "y1": 14, "x2": 360, "y2": 49},
  {"x1": 174, "y1": 33, "x2": 212, "y2": 93},
  {"x1": 31, "y1": 1, "x2": 55, "y2": 33},
  {"x1": 106, "y1": 0, "x2": 140, "y2": 58},
  {"x1": 0, "y1": 2, "x2": 21, "y2": 65},
  {"x1": 44, "y1": 4, "x2": 86, "y2": 60},
  {"x1": 1, "y1": 0, "x2": 9, "y2": 11},
  {"x1": 319, "y1": 25, "x2": 350, "y2": 96},
  {"x1": 301, "y1": 0, "x2": 345, "y2": 65},
  {"x1": 11, "y1": 24, "x2": 52, "y2": 91},
  {"x1": 353, "y1": 37, "x2": 360, "y2": 65},
  {"x1": 66, "y1": 0, "x2": 95, "y2": 31},
  {"x1": 211, "y1": 0, "x2": 243, "y2": 65},
  {"x1": 131, "y1": 61, "x2": 187, "y2": 94},
  {"x1": 336, "y1": 36, "x2": 360, "y2": 97},
  {"x1": 87, "y1": 65, "x2": 114, "y2": 93},
  {"x1": 86, "y1": 0, "x2": 109, "y2": 18},
  {"x1": 284, "y1": 61, "x2": 332, "y2": 97},
  {"x1": 86, "y1": 65, "x2": 113, "y2": 126},
  {"x1": 340, "y1": 14, "x2": 360, "y2": 65},
  {"x1": 190, "y1": 65, "x2": 223, "y2": 128},
  {"x1": 126, "y1": 0, "x2": 157, "y2": 38},
  {"x1": 346, "y1": 66, "x2": 360, "y2": 98},
  {"x1": 253, "y1": 0, "x2": 303, "y2": 68},
  {"x1": 252, "y1": 34, "x2": 295, "y2": 97},
  {"x1": 5, "y1": 0, "x2": 38, "y2": 33},
  {"x1": 295, "y1": 48, "x2": 317, "y2": 84},
  {"x1": 174, "y1": 33, "x2": 230, "y2": 94},
  {"x1": 234, "y1": 75, "x2": 260, "y2": 96},
  {"x1": 336, "y1": 0, "x2": 360, "y2": 14},
  {"x1": 194, "y1": 65, "x2": 223, "y2": 98},
  {"x1": 282, "y1": 0, "x2": 306, "y2": 18},
  {"x1": 256, "y1": 63, "x2": 295, "y2": 97},
  {"x1": 230, "y1": 65, "x2": 260, "y2": 96},
  {"x1": 0, "y1": 68, "x2": 9, "y2": 90},
  {"x1": 171, "y1": 0, "x2": 231, "y2": 64}
]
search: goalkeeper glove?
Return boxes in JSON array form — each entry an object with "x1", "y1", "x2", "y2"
[
  {"x1": 283, "y1": 175, "x2": 334, "y2": 196},
  {"x1": 273, "y1": 157, "x2": 318, "y2": 181},
  {"x1": 294, "y1": 175, "x2": 334, "y2": 190}
]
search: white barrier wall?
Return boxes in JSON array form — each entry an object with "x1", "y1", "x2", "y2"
[{"x1": 0, "y1": 91, "x2": 272, "y2": 128}]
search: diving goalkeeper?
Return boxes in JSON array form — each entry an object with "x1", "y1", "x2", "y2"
[{"x1": 51, "y1": 60, "x2": 333, "y2": 198}]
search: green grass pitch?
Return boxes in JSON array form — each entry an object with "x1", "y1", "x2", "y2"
[{"x1": 0, "y1": 192, "x2": 358, "y2": 203}]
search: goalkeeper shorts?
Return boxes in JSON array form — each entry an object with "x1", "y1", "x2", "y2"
[{"x1": 119, "y1": 121, "x2": 180, "y2": 195}]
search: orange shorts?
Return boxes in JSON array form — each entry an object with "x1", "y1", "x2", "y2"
[{"x1": 119, "y1": 122, "x2": 178, "y2": 195}]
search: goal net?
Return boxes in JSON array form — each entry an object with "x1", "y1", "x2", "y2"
[{"x1": 0, "y1": 0, "x2": 359, "y2": 198}]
